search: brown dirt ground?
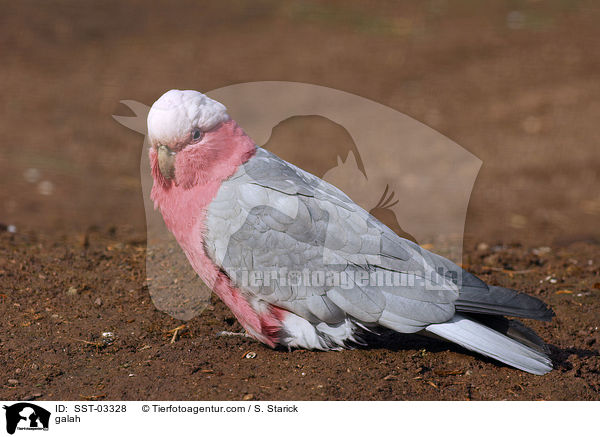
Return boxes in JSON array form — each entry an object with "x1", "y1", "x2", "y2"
[
  {"x1": 1, "y1": 0, "x2": 599, "y2": 400},
  {"x1": 1, "y1": 231, "x2": 599, "y2": 400}
]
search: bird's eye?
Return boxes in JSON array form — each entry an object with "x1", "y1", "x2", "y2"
[{"x1": 192, "y1": 128, "x2": 202, "y2": 141}]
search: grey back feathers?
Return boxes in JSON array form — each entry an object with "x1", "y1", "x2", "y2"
[
  {"x1": 204, "y1": 147, "x2": 553, "y2": 374},
  {"x1": 205, "y1": 148, "x2": 458, "y2": 331}
]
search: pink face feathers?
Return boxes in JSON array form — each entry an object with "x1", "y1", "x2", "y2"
[
  {"x1": 148, "y1": 118, "x2": 256, "y2": 239},
  {"x1": 175, "y1": 120, "x2": 256, "y2": 188},
  {"x1": 147, "y1": 89, "x2": 256, "y2": 192}
]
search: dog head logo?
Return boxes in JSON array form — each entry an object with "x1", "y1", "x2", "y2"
[{"x1": 3, "y1": 403, "x2": 50, "y2": 434}]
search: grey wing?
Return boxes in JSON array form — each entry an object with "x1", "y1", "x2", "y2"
[{"x1": 204, "y1": 148, "x2": 460, "y2": 333}]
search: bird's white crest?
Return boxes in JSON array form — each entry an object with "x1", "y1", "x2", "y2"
[{"x1": 147, "y1": 89, "x2": 229, "y2": 146}]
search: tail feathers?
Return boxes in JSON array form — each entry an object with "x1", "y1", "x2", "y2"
[
  {"x1": 425, "y1": 314, "x2": 553, "y2": 375},
  {"x1": 456, "y1": 285, "x2": 555, "y2": 321},
  {"x1": 471, "y1": 314, "x2": 550, "y2": 355}
]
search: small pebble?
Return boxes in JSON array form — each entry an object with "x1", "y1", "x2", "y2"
[
  {"x1": 37, "y1": 180, "x2": 55, "y2": 196},
  {"x1": 242, "y1": 393, "x2": 254, "y2": 401},
  {"x1": 8, "y1": 379, "x2": 18, "y2": 385},
  {"x1": 94, "y1": 297, "x2": 102, "y2": 306},
  {"x1": 532, "y1": 247, "x2": 551, "y2": 256},
  {"x1": 67, "y1": 287, "x2": 78, "y2": 296}
]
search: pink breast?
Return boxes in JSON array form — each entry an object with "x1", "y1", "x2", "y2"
[{"x1": 148, "y1": 121, "x2": 285, "y2": 347}]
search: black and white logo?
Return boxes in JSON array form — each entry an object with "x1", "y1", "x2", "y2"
[{"x1": 3, "y1": 403, "x2": 50, "y2": 435}]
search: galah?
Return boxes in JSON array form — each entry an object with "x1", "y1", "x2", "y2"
[{"x1": 147, "y1": 89, "x2": 554, "y2": 375}]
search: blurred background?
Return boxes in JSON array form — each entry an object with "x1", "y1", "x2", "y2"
[{"x1": 1, "y1": 0, "x2": 599, "y2": 250}]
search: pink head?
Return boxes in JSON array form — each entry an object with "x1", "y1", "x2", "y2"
[{"x1": 147, "y1": 90, "x2": 256, "y2": 193}]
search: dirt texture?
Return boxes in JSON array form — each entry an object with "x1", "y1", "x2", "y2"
[{"x1": 1, "y1": 0, "x2": 599, "y2": 400}]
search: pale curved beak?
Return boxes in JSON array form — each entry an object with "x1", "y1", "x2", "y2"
[{"x1": 157, "y1": 145, "x2": 176, "y2": 180}]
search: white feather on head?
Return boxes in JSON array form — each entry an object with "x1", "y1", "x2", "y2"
[{"x1": 147, "y1": 90, "x2": 229, "y2": 146}]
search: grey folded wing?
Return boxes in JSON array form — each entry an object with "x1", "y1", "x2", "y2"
[{"x1": 204, "y1": 148, "x2": 460, "y2": 333}]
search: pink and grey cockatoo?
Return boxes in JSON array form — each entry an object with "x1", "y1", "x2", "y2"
[{"x1": 147, "y1": 89, "x2": 554, "y2": 375}]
